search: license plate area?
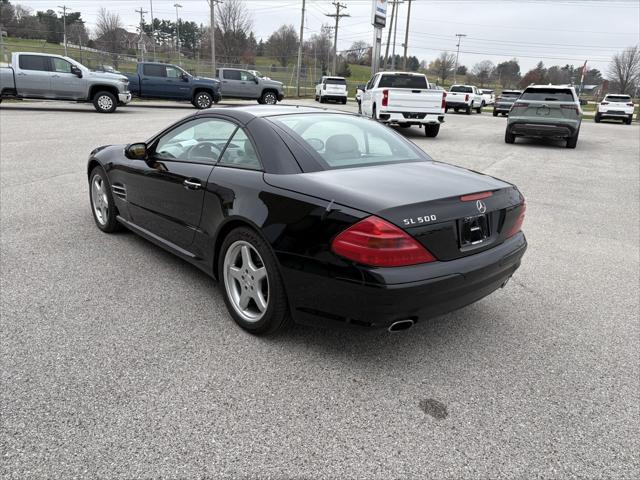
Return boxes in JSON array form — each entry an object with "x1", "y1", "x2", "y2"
[
  {"x1": 536, "y1": 106, "x2": 550, "y2": 116},
  {"x1": 459, "y1": 214, "x2": 491, "y2": 248}
]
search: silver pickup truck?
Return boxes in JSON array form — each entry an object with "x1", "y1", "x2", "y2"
[
  {"x1": 215, "y1": 67, "x2": 284, "y2": 104},
  {"x1": 1, "y1": 52, "x2": 132, "y2": 113}
]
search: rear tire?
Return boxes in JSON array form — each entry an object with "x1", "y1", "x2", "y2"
[
  {"x1": 342, "y1": 98, "x2": 347, "y2": 105},
  {"x1": 319, "y1": 95, "x2": 325, "y2": 104},
  {"x1": 218, "y1": 227, "x2": 290, "y2": 335},
  {"x1": 193, "y1": 91, "x2": 213, "y2": 109},
  {"x1": 505, "y1": 127, "x2": 515, "y2": 144},
  {"x1": 93, "y1": 91, "x2": 117, "y2": 113},
  {"x1": 566, "y1": 129, "x2": 579, "y2": 149},
  {"x1": 493, "y1": 110, "x2": 498, "y2": 117},
  {"x1": 476, "y1": 103, "x2": 483, "y2": 114},
  {"x1": 424, "y1": 124, "x2": 440, "y2": 137},
  {"x1": 445, "y1": 107, "x2": 449, "y2": 113},
  {"x1": 627, "y1": 115, "x2": 633, "y2": 125},
  {"x1": 466, "y1": 104, "x2": 472, "y2": 115},
  {"x1": 372, "y1": 104, "x2": 377, "y2": 121},
  {"x1": 594, "y1": 113, "x2": 601, "y2": 123}
]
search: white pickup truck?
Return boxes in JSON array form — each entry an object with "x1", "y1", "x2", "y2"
[
  {"x1": 360, "y1": 71, "x2": 446, "y2": 137},
  {"x1": 595, "y1": 94, "x2": 635, "y2": 124},
  {"x1": 446, "y1": 84, "x2": 485, "y2": 114}
]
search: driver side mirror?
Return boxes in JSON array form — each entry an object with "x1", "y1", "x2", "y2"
[
  {"x1": 125, "y1": 142, "x2": 148, "y2": 160},
  {"x1": 181, "y1": 73, "x2": 189, "y2": 82},
  {"x1": 254, "y1": 77, "x2": 259, "y2": 84},
  {"x1": 71, "y1": 65, "x2": 82, "y2": 78}
]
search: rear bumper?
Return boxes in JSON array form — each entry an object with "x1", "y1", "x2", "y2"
[
  {"x1": 509, "y1": 121, "x2": 577, "y2": 138},
  {"x1": 378, "y1": 110, "x2": 444, "y2": 125},
  {"x1": 446, "y1": 102, "x2": 471, "y2": 109},
  {"x1": 281, "y1": 232, "x2": 527, "y2": 329},
  {"x1": 494, "y1": 104, "x2": 513, "y2": 113},
  {"x1": 321, "y1": 94, "x2": 348, "y2": 100},
  {"x1": 598, "y1": 110, "x2": 632, "y2": 118},
  {"x1": 118, "y1": 92, "x2": 132, "y2": 104}
]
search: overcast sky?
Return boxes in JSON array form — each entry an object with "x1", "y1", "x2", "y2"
[{"x1": 17, "y1": 0, "x2": 640, "y2": 73}]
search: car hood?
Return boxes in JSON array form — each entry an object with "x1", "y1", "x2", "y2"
[
  {"x1": 264, "y1": 161, "x2": 515, "y2": 223},
  {"x1": 87, "y1": 71, "x2": 128, "y2": 82},
  {"x1": 192, "y1": 75, "x2": 220, "y2": 84},
  {"x1": 263, "y1": 79, "x2": 283, "y2": 88}
]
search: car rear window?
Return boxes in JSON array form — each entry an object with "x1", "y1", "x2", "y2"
[
  {"x1": 325, "y1": 78, "x2": 346, "y2": 85},
  {"x1": 450, "y1": 86, "x2": 473, "y2": 93},
  {"x1": 268, "y1": 113, "x2": 425, "y2": 169},
  {"x1": 18, "y1": 55, "x2": 49, "y2": 71},
  {"x1": 605, "y1": 95, "x2": 631, "y2": 103},
  {"x1": 378, "y1": 74, "x2": 428, "y2": 89},
  {"x1": 501, "y1": 91, "x2": 521, "y2": 98},
  {"x1": 521, "y1": 88, "x2": 575, "y2": 102}
]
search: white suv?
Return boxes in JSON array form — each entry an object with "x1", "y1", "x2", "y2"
[
  {"x1": 595, "y1": 94, "x2": 635, "y2": 124},
  {"x1": 315, "y1": 76, "x2": 348, "y2": 104}
]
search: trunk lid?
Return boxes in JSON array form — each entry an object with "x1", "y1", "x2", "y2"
[
  {"x1": 264, "y1": 161, "x2": 524, "y2": 260},
  {"x1": 387, "y1": 89, "x2": 443, "y2": 112}
]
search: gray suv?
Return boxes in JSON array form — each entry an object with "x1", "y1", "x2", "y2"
[{"x1": 216, "y1": 68, "x2": 285, "y2": 104}]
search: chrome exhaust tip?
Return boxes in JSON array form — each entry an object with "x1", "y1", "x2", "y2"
[{"x1": 388, "y1": 319, "x2": 415, "y2": 332}]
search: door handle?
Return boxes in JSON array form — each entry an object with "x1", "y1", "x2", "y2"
[
  {"x1": 17, "y1": 72, "x2": 27, "y2": 76},
  {"x1": 183, "y1": 179, "x2": 202, "y2": 190},
  {"x1": 51, "y1": 74, "x2": 60, "y2": 78}
]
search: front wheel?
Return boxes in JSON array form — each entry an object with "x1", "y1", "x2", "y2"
[
  {"x1": 424, "y1": 124, "x2": 440, "y2": 137},
  {"x1": 260, "y1": 91, "x2": 278, "y2": 105},
  {"x1": 193, "y1": 91, "x2": 213, "y2": 109},
  {"x1": 93, "y1": 91, "x2": 117, "y2": 113},
  {"x1": 219, "y1": 227, "x2": 290, "y2": 335},
  {"x1": 89, "y1": 166, "x2": 121, "y2": 232}
]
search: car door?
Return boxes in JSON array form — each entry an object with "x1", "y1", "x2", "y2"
[
  {"x1": 120, "y1": 117, "x2": 238, "y2": 250},
  {"x1": 221, "y1": 69, "x2": 242, "y2": 97},
  {"x1": 50, "y1": 57, "x2": 84, "y2": 99},
  {"x1": 15, "y1": 54, "x2": 53, "y2": 97},
  {"x1": 239, "y1": 70, "x2": 260, "y2": 98},
  {"x1": 164, "y1": 65, "x2": 191, "y2": 100},
  {"x1": 361, "y1": 75, "x2": 377, "y2": 116},
  {"x1": 140, "y1": 64, "x2": 168, "y2": 98}
]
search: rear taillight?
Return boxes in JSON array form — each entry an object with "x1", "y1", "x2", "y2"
[
  {"x1": 460, "y1": 191, "x2": 493, "y2": 202},
  {"x1": 465, "y1": 94, "x2": 469, "y2": 102},
  {"x1": 441, "y1": 91, "x2": 447, "y2": 109},
  {"x1": 512, "y1": 101, "x2": 529, "y2": 109},
  {"x1": 507, "y1": 201, "x2": 526, "y2": 238},
  {"x1": 382, "y1": 89, "x2": 389, "y2": 107},
  {"x1": 627, "y1": 102, "x2": 634, "y2": 106},
  {"x1": 331, "y1": 216, "x2": 436, "y2": 267},
  {"x1": 561, "y1": 104, "x2": 580, "y2": 115},
  {"x1": 496, "y1": 96, "x2": 502, "y2": 102}
]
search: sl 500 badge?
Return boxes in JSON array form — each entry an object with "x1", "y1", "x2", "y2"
[{"x1": 403, "y1": 215, "x2": 437, "y2": 226}]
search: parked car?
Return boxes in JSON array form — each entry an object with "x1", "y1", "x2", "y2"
[
  {"x1": 125, "y1": 62, "x2": 221, "y2": 109},
  {"x1": 87, "y1": 106, "x2": 527, "y2": 334},
  {"x1": 446, "y1": 84, "x2": 485, "y2": 114},
  {"x1": 505, "y1": 85, "x2": 582, "y2": 148},
  {"x1": 215, "y1": 67, "x2": 284, "y2": 104},
  {"x1": 481, "y1": 89, "x2": 495, "y2": 105},
  {"x1": 315, "y1": 76, "x2": 348, "y2": 104},
  {"x1": 0, "y1": 52, "x2": 131, "y2": 113},
  {"x1": 595, "y1": 94, "x2": 635, "y2": 124},
  {"x1": 94, "y1": 64, "x2": 121, "y2": 74},
  {"x1": 493, "y1": 90, "x2": 522, "y2": 116},
  {"x1": 360, "y1": 71, "x2": 446, "y2": 137}
]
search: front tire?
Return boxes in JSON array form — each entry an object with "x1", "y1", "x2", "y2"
[
  {"x1": 425, "y1": 124, "x2": 440, "y2": 137},
  {"x1": 219, "y1": 227, "x2": 290, "y2": 335},
  {"x1": 260, "y1": 91, "x2": 278, "y2": 105},
  {"x1": 89, "y1": 166, "x2": 121, "y2": 232},
  {"x1": 93, "y1": 91, "x2": 117, "y2": 113},
  {"x1": 193, "y1": 91, "x2": 213, "y2": 109}
]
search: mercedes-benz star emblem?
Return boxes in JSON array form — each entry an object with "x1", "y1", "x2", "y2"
[{"x1": 476, "y1": 200, "x2": 487, "y2": 214}]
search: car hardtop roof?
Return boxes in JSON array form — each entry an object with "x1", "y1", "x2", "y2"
[
  {"x1": 604, "y1": 93, "x2": 631, "y2": 97},
  {"x1": 15, "y1": 51, "x2": 69, "y2": 58},
  {"x1": 322, "y1": 75, "x2": 346, "y2": 79},
  {"x1": 450, "y1": 84, "x2": 476, "y2": 87},
  {"x1": 526, "y1": 84, "x2": 576, "y2": 90},
  {"x1": 380, "y1": 71, "x2": 425, "y2": 76}
]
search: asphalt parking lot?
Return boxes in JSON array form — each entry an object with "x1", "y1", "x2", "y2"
[{"x1": 1, "y1": 99, "x2": 638, "y2": 479}]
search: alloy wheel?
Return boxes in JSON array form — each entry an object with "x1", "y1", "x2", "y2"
[
  {"x1": 223, "y1": 240, "x2": 269, "y2": 323},
  {"x1": 97, "y1": 95, "x2": 113, "y2": 111},
  {"x1": 196, "y1": 93, "x2": 212, "y2": 108},
  {"x1": 91, "y1": 174, "x2": 109, "y2": 225},
  {"x1": 263, "y1": 93, "x2": 277, "y2": 105}
]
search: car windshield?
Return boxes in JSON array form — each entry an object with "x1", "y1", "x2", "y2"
[
  {"x1": 450, "y1": 86, "x2": 473, "y2": 93},
  {"x1": 521, "y1": 88, "x2": 574, "y2": 102},
  {"x1": 326, "y1": 78, "x2": 346, "y2": 85},
  {"x1": 605, "y1": 95, "x2": 631, "y2": 103},
  {"x1": 378, "y1": 74, "x2": 428, "y2": 89},
  {"x1": 501, "y1": 91, "x2": 521, "y2": 98},
  {"x1": 268, "y1": 113, "x2": 425, "y2": 169}
]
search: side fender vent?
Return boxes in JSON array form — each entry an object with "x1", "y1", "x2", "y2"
[{"x1": 112, "y1": 184, "x2": 127, "y2": 200}]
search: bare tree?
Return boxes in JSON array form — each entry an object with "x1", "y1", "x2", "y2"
[
  {"x1": 95, "y1": 8, "x2": 125, "y2": 67},
  {"x1": 471, "y1": 60, "x2": 494, "y2": 87},
  {"x1": 267, "y1": 24, "x2": 298, "y2": 67},
  {"x1": 215, "y1": 0, "x2": 253, "y2": 64},
  {"x1": 429, "y1": 52, "x2": 456, "y2": 85},
  {"x1": 607, "y1": 46, "x2": 640, "y2": 95},
  {"x1": 346, "y1": 40, "x2": 370, "y2": 65},
  {"x1": 305, "y1": 25, "x2": 333, "y2": 76}
]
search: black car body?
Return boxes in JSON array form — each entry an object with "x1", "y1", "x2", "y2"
[{"x1": 87, "y1": 106, "x2": 527, "y2": 334}]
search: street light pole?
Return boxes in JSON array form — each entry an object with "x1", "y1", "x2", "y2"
[
  {"x1": 402, "y1": 0, "x2": 412, "y2": 70},
  {"x1": 149, "y1": 0, "x2": 156, "y2": 61},
  {"x1": 208, "y1": 0, "x2": 222, "y2": 77},
  {"x1": 174, "y1": 3, "x2": 182, "y2": 66},
  {"x1": 296, "y1": 0, "x2": 306, "y2": 97}
]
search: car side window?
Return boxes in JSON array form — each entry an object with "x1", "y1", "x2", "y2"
[
  {"x1": 143, "y1": 64, "x2": 166, "y2": 77},
  {"x1": 223, "y1": 70, "x2": 241, "y2": 80},
  {"x1": 154, "y1": 118, "x2": 238, "y2": 164},
  {"x1": 219, "y1": 129, "x2": 262, "y2": 170},
  {"x1": 52, "y1": 58, "x2": 72, "y2": 73},
  {"x1": 18, "y1": 55, "x2": 50, "y2": 72},
  {"x1": 166, "y1": 66, "x2": 181, "y2": 78},
  {"x1": 240, "y1": 71, "x2": 255, "y2": 82},
  {"x1": 365, "y1": 75, "x2": 375, "y2": 90}
]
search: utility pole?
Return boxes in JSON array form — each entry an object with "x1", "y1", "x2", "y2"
[
  {"x1": 296, "y1": 0, "x2": 306, "y2": 97},
  {"x1": 149, "y1": 0, "x2": 156, "y2": 61},
  {"x1": 391, "y1": 0, "x2": 402, "y2": 70},
  {"x1": 325, "y1": 2, "x2": 349, "y2": 76},
  {"x1": 135, "y1": 7, "x2": 148, "y2": 62},
  {"x1": 402, "y1": 0, "x2": 412, "y2": 70},
  {"x1": 382, "y1": 0, "x2": 397, "y2": 69},
  {"x1": 57, "y1": 5, "x2": 68, "y2": 56},
  {"x1": 208, "y1": 0, "x2": 222, "y2": 77},
  {"x1": 453, "y1": 33, "x2": 466, "y2": 83},
  {"x1": 174, "y1": 3, "x2": 182, "y2": 66}
]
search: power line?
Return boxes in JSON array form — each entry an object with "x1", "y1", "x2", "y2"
[
  {"x1": 325, "y1": 1, "x2": 349, "y2": 75},
  {"x1": 134, "y1": 7, "x2": 148, "y2": 61},
  {"x1": 453, "y1": 33, "x2": 466, "y2": 82}
]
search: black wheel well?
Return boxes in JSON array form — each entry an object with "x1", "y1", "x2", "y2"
[
  {"x1": 192, "y1": 87, "x2": 213, "y2": 99},
  {"x1": 261, "y1": 88, "x2": 278, "y2": 97},
  {"x1": 87, "y1": 159, "x2": 101, "y2": 179},
  {"x1": 212, "y1": 218, "x2": 260, "y2": 280},
  {"x1": 89, "y1": 85, "x2": 119, "y2": 100}
]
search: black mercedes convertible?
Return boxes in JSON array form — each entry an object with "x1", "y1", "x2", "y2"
[{"x1": 87, "y1": 105, "x2": 527, "y2": 334}]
